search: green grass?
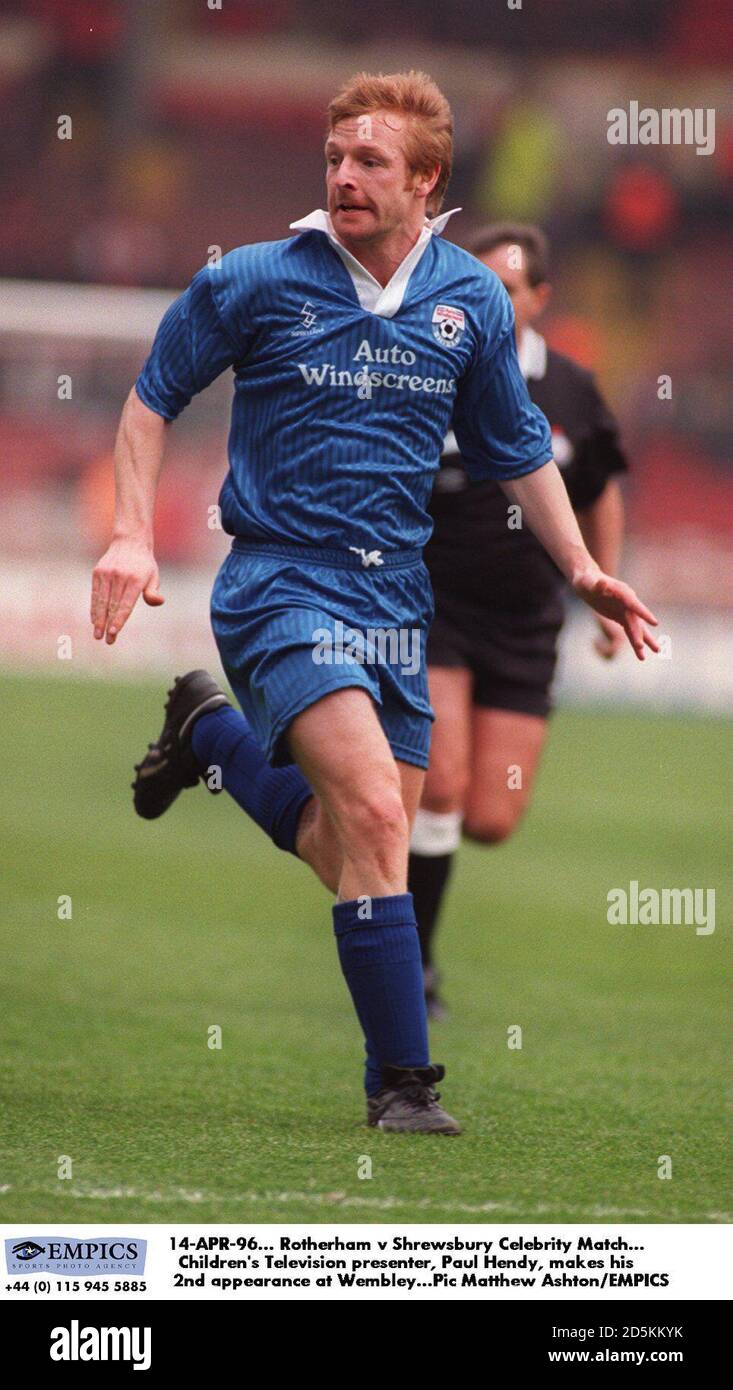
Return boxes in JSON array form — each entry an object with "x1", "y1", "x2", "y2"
[{"x1": 0, "y1": 672, "x2": 729, "y2": 1224}]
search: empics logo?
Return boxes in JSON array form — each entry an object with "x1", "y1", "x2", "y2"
[
  {"x1": 50, "y1": 1321, "x2": 151, "y2": 1373},
  {"x1": 5, "y1": 1235, "x2": 146, "y2": 1275},
  {"x1": 10, "y1": 1240, "x2": 44, "y2": 1262},
  {"x1": 432, "y1": 304, "x2": 465, "y2": 347}
]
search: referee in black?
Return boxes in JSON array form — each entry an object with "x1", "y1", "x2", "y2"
[{"x1": 409, "y1": 223, "x2": 629, "y2": 1018}]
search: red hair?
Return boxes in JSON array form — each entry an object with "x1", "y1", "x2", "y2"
[{"x1": 328, "y1": 70, "x2": 454, "y2": 214}]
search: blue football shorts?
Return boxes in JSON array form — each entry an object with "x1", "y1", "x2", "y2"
[{"x1": 210, "y1": 539, "x2": 435, "y2": 769}]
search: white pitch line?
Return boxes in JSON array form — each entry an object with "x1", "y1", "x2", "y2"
[{"x1": 4, "y1": 1185, "x2": 729, "y2": 1222}]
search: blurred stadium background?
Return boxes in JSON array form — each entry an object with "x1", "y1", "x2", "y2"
[
  {"x1": 0, "y1": 2, "x2": 730, "y2": 1223},
  {"x1": 0, "y1": 0, "x2": 731, "y2": 704}
]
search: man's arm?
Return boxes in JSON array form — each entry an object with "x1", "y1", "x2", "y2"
[
  {"x1": 577, "y1": 478, "x2": 626, "y2": 658},
  {"x1": 90, "y1": 264, "x2": 242, "y2": 644},
  {"x1": 578, "y1": 476, "x2": 624, "y2": 574},
  {"x1": 91, "y1": 388, "x2": 168, "y2": 644},
  {"x1": 500, "y1": 462, "x2": 658, "y2": 660}
]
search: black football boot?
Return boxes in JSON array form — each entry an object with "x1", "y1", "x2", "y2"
[
  {"x1": 366, "y1": 1064, "x2": 461, "y2": 1134},
  {"x1": 132, "y1": 670, "x2": 230, "y2": 820}
]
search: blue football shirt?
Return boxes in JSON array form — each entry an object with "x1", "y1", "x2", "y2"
[{"x1": 135, "y1": 210, "x2": 552, "y2": 553}]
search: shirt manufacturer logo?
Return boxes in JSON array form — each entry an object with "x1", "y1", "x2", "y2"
[
  {"x1": 291, "y1": 300, "x2": 321, "y2": 337},
  {"x1": 432, "y1": 303, "x2": 465, "y2": 347}
]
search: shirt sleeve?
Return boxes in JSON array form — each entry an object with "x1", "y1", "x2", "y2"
[
  {"x1": 565, "y1": 374, "x2": 628, "y2": 511},
  {"x1": 135, "y1": 267, "x2": 241, "y2": 421},
  {"x1": 452, "y1": 284, "x2": 553, "y2": 483}
]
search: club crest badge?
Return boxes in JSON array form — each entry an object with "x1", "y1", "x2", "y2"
[{"x1": 432, "y1": 303, "x2": 465, "y2": 348}]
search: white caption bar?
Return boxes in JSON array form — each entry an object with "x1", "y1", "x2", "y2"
[{"x1": 1, "y1": 1224, "x2": 730, "y2": 1302}]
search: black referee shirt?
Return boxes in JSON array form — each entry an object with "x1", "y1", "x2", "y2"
[{"x1": 425, "y1": 337, "x2": 628, "y2": 615}]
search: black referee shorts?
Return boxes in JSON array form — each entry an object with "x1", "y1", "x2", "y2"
[{"x1": 426, "y1": 589, "x2": 565, "y2": 719}]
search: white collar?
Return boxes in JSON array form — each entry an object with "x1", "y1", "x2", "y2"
[
  {"x1": 517, "y1": 325, "x2": 547, "y2": 381},
  {"x1": 289, "y1": 206, "x2": 461, "y2": 318}
]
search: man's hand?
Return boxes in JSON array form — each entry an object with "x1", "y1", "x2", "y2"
[
  {"x1": 573, "y1": 564, "x2": 659, "y2": 661},
  {"x1": 594, "y1": 614, "x2": 626, "y2": 660},
  {"x1": 91, "y1": 537, "x2": 164, "y2": 645}
]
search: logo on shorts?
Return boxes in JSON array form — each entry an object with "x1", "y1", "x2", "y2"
[{"x1": 432, "y1": 303, "x2": 465, "y2": 347}]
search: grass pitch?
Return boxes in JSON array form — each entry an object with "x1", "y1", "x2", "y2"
[{"x1": 0, "y1": 672, "x2": 729, "y2": 1224}]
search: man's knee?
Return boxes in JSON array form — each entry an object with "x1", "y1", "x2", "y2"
[
  {"x1": 422, "y1": 762, "x2": 469, "y2": 816},
  {"x1": 346, "y1": 785, "x2": 409, "y2": 856},
  {"x1": 463, "y1": 804, "x2": 524, "y2": 845},
  {"x1": 296, "y1": 797, "x2": 344, "y2": 891}
]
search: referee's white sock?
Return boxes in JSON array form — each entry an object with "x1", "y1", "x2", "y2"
[{"x1": 408, "y1": 810, "x2": 463, "y2": 968}]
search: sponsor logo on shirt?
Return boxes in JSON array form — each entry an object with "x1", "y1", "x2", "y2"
[
  {"x1": 432, "y1": 303, "x2": 465, "y2": 347},
  {"x1": 297, "y1": 338, "x2": 457, "y2": 400}
]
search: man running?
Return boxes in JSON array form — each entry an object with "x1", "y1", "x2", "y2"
[{"x1": 91, "y1": 73, "x2": 657, "y2": 1135}]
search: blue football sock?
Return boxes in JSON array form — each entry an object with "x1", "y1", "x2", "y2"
[
  {"x1": 191, "y1": 706, "x2": 313, "y2": 855},
  {"x1": 333, "y1": 893, "x2": 429, "y2": 1096}
]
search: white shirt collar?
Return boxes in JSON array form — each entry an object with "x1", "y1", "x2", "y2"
[
  {"x1": 289, "y1": 206, "x2": 461, "y2": 318},
  {"x1": 517, "y1": 325, "x2": 547, "y2": 381}
]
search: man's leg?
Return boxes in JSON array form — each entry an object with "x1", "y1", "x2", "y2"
[
  {"x1": 287, "y1": 688, "x2": 460, "y2": 1130},
  {"x1": 132, "y1": 669, "x2": 421, "y2": 895},
  {"x1": 190, "y1": 697, "x2": 409, "y2": 898},
  {"x1": 462, "y1": 708, "x2": 548, "y2": 844},
  {"x1": 133, "y1": 673, "x2": 458, "y2": 1128},
  {"x1": 290, "y1": 688, "x2": 412, "y2": 898},
  {"x1": 190, "y1": 700, "x2": 317, "y2": 856},
  {"x1": 408, "y1": 667, "x2": 472, "y2": 990},
  {"x1": 408, "y1": 683, "x2": 548, "y2": 1017},
  {"x1": 198, "y1": 683, "x2": 454, "y2": 1119},
  {"x1": 296, "y1": 756, "x2": 425, "y2": 894},
  {"x1": 133, "y1": 671, "x2": 321, "y2": 868}
]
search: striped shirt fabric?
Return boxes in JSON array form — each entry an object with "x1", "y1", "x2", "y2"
[{"x1": 135, "y1": 215, "x2": 552, "y2": 553}]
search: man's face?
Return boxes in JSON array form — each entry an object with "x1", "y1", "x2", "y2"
[
  {"x1": 325, "y1": 111, "x2": 435, "y2": 245},
  {"x1": 480, "y1": 243, "x2": 550, "y2": 338}
]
